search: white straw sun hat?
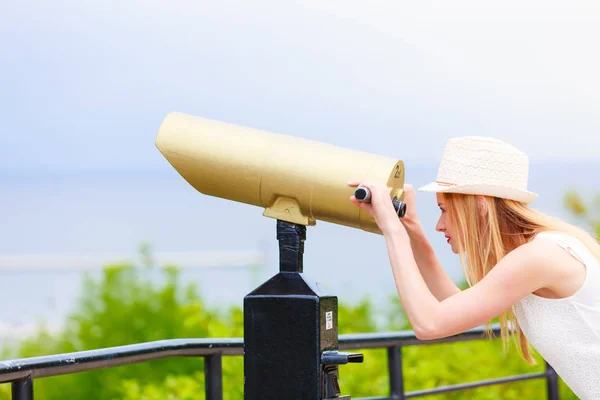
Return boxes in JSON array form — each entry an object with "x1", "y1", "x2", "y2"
[{"x1": 418, "y1": 136, "x2": 538, "y2": 204}]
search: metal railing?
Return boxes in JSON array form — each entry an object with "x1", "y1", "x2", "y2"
[{"x1": 0, "y1": 325, "x2": 558, "y2": 400}]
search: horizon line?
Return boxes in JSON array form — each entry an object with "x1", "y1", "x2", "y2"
[{"x1": 0, "y1": 158, "x2": 598, "y2": 176}]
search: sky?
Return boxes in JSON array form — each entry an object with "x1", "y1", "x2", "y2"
[
  {"x1": 0, "y1": 1, "x2": 599, "y2": 330},
  {"x1": 1, "y1": 0, "x2": 599, "y2": 174}
]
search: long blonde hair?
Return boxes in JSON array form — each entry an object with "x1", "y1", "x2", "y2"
[{"x1": 443, "y1": 193, "x2": 600, "y2": 364}]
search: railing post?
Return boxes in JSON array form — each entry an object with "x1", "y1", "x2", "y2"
[
  {"x1": 12, "y1": 376, "x2": 33, "y2": 400},
  {"x1": 205, "y1": 354, "x2": 223, "y2": 400},
  {"x1": 545, "y1": 361, "x2": 559, "y2": 400},
  {"x1": 388, "y1": 345, "x2": 404, "y2": 400}
]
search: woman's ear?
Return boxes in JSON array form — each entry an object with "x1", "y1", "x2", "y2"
[{"x1": 476, "y1": 196, "x2": 489, "y2": 218}]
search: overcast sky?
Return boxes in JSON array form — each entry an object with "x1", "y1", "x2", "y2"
[
  {"x1": 1, "y1": 0, "x2": 599, "y2": 172},
  {"x1": 1, "y1": 1, "x2": 599, "y2": 324}
]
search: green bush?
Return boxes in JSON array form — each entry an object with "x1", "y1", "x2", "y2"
[
  {"x1": 564, "y1": 190, "x2": 600, "y2": 237},
  {"x1": 0, "y1": 252, "x2": 242, "y2": 400},
  {"x1": 0, "y1": 260, "x2": 576, "y2": 399}
]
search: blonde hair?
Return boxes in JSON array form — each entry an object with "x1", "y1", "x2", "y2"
[{"x1": 443, "y1": 193, "x2": 600, "y2": 364}]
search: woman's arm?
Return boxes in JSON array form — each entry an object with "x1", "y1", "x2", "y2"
[
  {"x1": 384, "y1": 229, "x2": 551, "y2": 340},
  {"x1": 402, "y1": 218, "x2": 461, "y2": 301},
  {"x1": 398, "y1": 185, "x2": 461, "y2": 301}
]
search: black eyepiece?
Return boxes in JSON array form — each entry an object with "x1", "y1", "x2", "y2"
[
  {"x1": 353, "y1": 186, "x2": 407, "y2": 218},
  {"x1": 354, "y1": 187, "x2": 370, "y2": 202}
]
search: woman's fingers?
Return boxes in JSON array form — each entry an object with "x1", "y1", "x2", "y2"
[
  {"x1": 348, "y1": 179, "x2": 377, "y2": 188},
  {"x1": 350, "y1": 195, "x2": 373, "y2": 212},
  {"x1": 348, "y1": 179, "x2": 388, "y2": 210}
]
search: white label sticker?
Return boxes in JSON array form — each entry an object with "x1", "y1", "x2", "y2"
[{"x1": 326, "y1": 311, "x2": 333, "y2": 330}]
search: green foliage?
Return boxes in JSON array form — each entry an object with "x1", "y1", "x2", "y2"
[
  {"x1": 3, "y1": 208, "x2": 594, "y2": 400},
  {"x1": 120, "y1": 373, "x2": 205, "y2": 400},
  {"x1": 564, "y1": 190, "x2": 600, "y2": 237},
  {"x1": 0, "y1": 251, "x2": 242, "y2": 400}
]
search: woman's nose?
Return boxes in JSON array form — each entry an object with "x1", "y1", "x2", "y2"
[{"x1": 435, "y1": 216, "x2": 445, "y2": 232}]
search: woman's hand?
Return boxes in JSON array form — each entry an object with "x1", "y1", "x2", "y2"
[
  {"x1": 399, "y1": 184, "x2": 419, "y2": 227},
  {"x1": 348, "y1": 179, "x2": 403, "y2": 236}
]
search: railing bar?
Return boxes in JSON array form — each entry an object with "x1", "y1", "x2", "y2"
[
  {"x1": 0, "y1": 326, "x2": 502, "y2": 382},
  {"x1": 11, "y1": 376, "x2": 33, "y2": 400},
  {"x1": 352, "y1": 397, "x2": 394, "y2": 400},
  {"x1": 205, "y1": 354, "x2": 223, "y2": 400},
  {"x1": 545, "y1": 362, "x2": 559, "y2": 400},
  {"x1": 0, "y1": 339, "x2": 243, "y2": 383},
  {"x1": 387, "y1": 346, "x2": 404, "y2": 400},
  {"x1": 0, "y1": 324, "x2": 546, "y2": 400},
  {"x1": 339, "y1": 326, "x2": 503, "y2": 350},
  {"x1": 404, "y1": 372, "x2": 547, "y2": 398}
]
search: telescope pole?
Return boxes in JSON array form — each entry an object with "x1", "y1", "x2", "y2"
[
  {"x1": 276, "y1": 220, "x2": 306, "y2": 273},
  {"x1": 243, "y1": 220, "x2": 360, "y2": 399}
]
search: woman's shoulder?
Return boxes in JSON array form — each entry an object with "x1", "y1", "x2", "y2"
[
  {"x1": 531, "y1": 231, "x2": 590, "y2": 261},
  {"x1": 515, "y1": 231, "x2": 591, "y2": 281},
  {"x1": 508, "y1": 232, "x2": 582, "y2": 270},
  {"x1": 513, "y1": 232, "x2": 567, "y2": 255}
]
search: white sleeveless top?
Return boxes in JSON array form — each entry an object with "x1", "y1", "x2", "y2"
[{"x1": 514, "y1": 231, "x2": 600, "y2": 399}]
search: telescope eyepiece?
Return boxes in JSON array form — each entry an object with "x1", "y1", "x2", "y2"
[
  {"x1": 392, "y1": 197, "x2": 407, "y2": 218},
  {"x1": 353, "y1": 186, "x2": 407, "y2": 219},
  {"x1": 354, "y1": 187, "x2": 371, "y2": 202}
]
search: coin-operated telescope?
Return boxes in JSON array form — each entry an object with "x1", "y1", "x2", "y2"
[
  {"x1": 155, "y1": 112, "x2": 406, "y2": 234},
  {"x1": 155, "y1": 112, "x2": 407, "y2": 400}
]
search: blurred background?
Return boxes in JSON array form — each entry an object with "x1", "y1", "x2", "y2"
[{"x1": 1, "y1": 1, "x2": 598, "y2": 398}]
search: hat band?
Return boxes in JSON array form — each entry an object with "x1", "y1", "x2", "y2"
[{"x1": 436, "y1": 181, "x2": 456, "y2": 187}]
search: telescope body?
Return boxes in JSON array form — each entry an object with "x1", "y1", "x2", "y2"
[{"x1": 155, "y1": 112, "x2": 405, "y2": 234}]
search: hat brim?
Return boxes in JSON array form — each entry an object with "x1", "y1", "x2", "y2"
[{"x1": 418, "y1": 182, "x2": 538, "y2": 204}]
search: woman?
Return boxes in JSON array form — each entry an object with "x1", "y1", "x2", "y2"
[{"x1": 349, "y1": 136, "x2": 600, "y2": 399}]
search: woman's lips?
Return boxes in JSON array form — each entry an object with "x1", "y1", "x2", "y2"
[{"x1": 446, "y1": 236, "x2": 451, "y2": 243}]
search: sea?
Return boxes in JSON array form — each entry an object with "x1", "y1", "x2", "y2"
[{"x1": 0, "y1": 161, "x2": 597, "y2": 342}]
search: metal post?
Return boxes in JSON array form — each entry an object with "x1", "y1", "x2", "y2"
[
  {"x1": 12, "y1": 376, "x2": 33, "y2": 400},
  {"x1": 545, "y1": 361, "x2": 559, "y2": 400},
  {"x1": 388, "y1": 346, "x2": 404, "y2": 400},
  {"x1": 244, "y1": 220, "x2": 359, "y2": 399},
  {"x1": 277, "y1": 220, "x2": 305, "y2": 273},
  {"x1": 244, "y1": 220, "x2": 320, "y2": 399},
  {"x1": 205, "y1": 354, "x2": 223, "y2": 400}
]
